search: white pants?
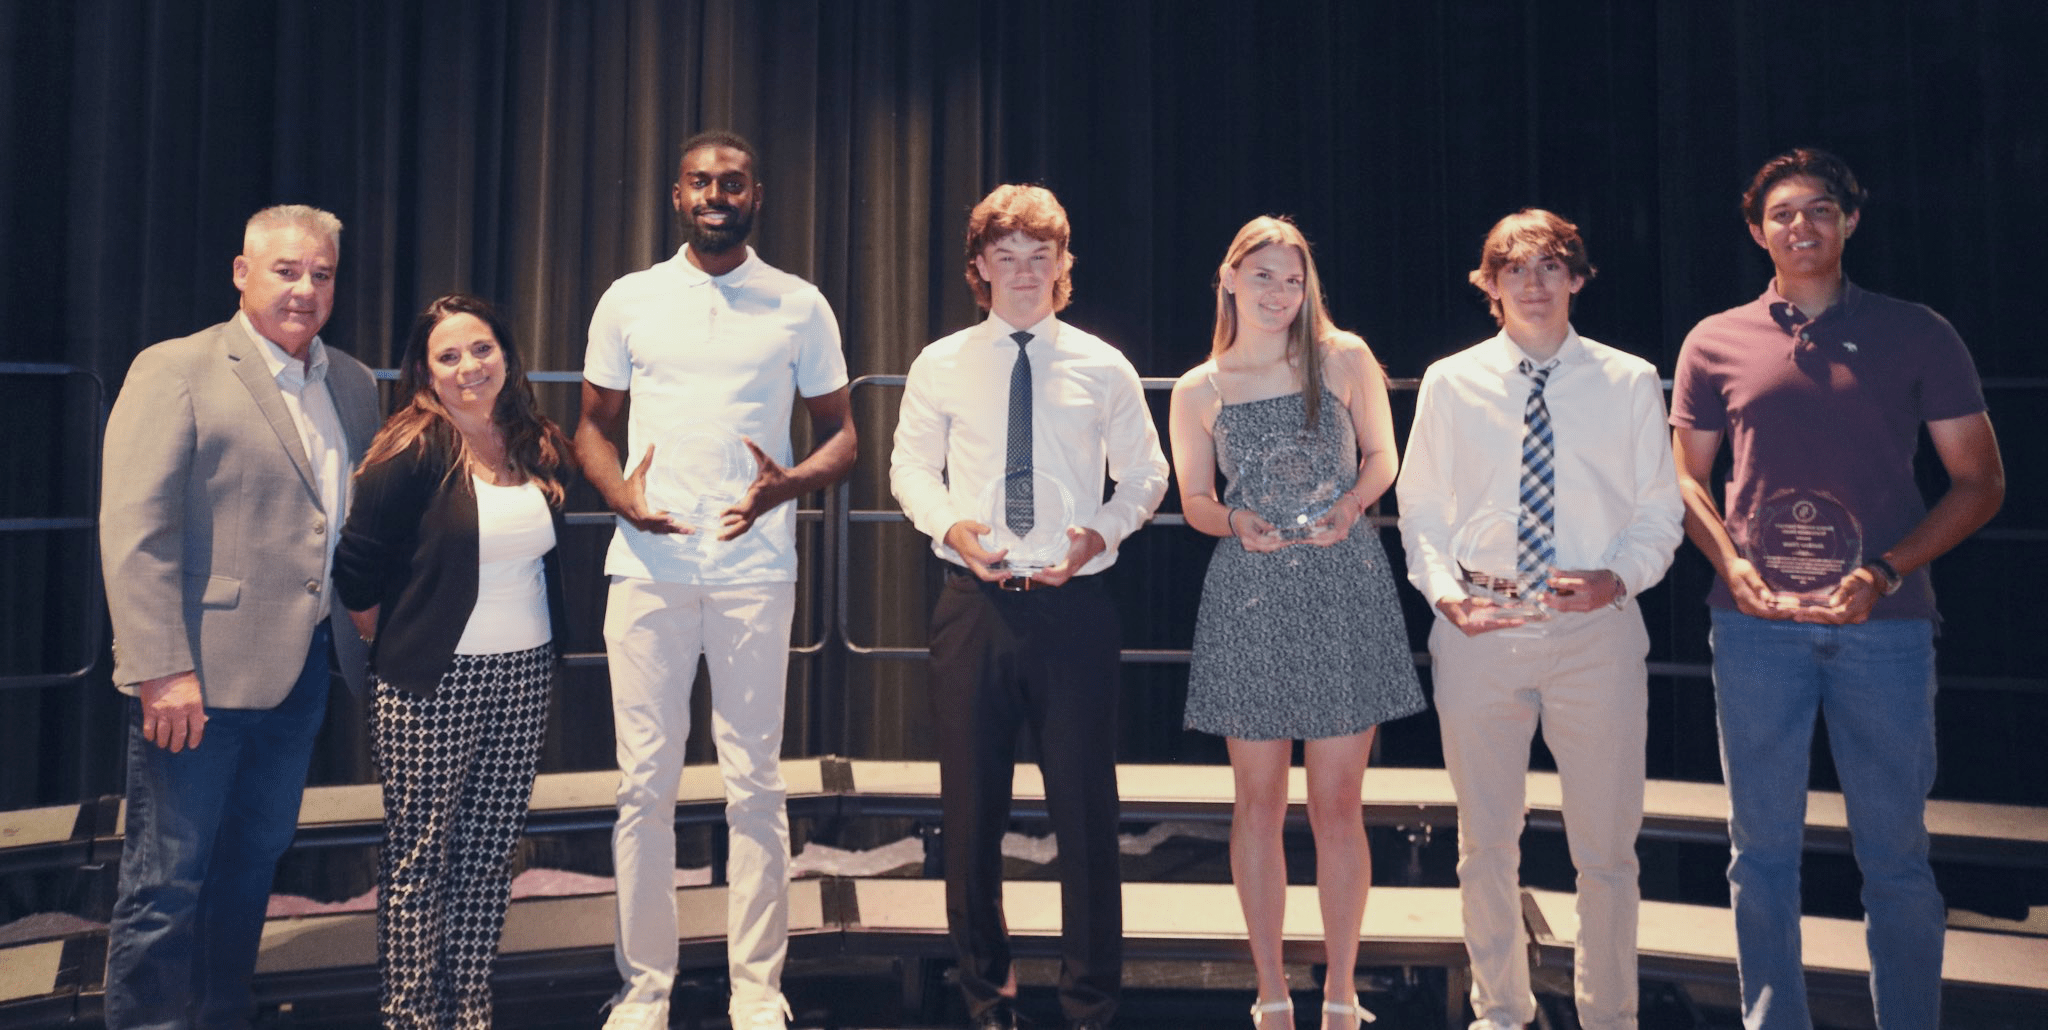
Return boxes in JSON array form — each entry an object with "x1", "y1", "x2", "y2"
[
  {"x1": 1430, "y1": 606, "x2": 1648, "y2": 1030},
  {"x1": 605, "y1": 577, "x2": 795, "y2": 1010}
]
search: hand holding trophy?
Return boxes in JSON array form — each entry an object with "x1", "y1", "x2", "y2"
[
  {"x1": 1448, "y1": 507, "x2": 1553, "y2": 631},
  {"x1": 1234, "y1": 425, "x2": 1343, "y2": 543},
  {"x1": 1741, "y1": 488, "x2": 1864, "y2": 611},
  {"x1": 976, "y1": 467, "x2": 1079, "y2": 574},
  {"x1": 642, "y1": 422, "x2": 759, "y2": 544}
]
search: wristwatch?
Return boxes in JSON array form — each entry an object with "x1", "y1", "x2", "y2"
[
  {"x1": 1864, "y1": 557, "x2": 1904, "y2": 596},
  {"x1": 1609, "y1": 575, "x2": 1629, "y2": 610}
]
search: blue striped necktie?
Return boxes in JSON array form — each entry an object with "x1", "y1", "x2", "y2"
[
  {"x1": 1517, "y1": 358, "x2": 1558, "y2": 594},
  {"x1": 1005, "y1": 330, "x2": 1034, "y2": 534}
]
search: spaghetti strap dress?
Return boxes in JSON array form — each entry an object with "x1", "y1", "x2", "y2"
[{"x1": 1183, "y1": 388, "x2": 1427, "y2": 740}]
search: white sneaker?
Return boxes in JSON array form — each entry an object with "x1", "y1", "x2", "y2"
[
  {"x1": 734, "y1": 993, "x2": 794, "y2": 1029},
  {"x1": 601, "y1": 998, "x2": 669, "y2": 1030},
  {"x1": 1468, "y1": 1018, "x2": 1522, "y2": 1030}
]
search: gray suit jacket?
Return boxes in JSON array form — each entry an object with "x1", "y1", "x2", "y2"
[{"x1": 100, "y1": 318, "x2": 381, "y2": 709}]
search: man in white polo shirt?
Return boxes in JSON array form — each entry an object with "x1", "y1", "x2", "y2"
[{"x1": 576, "y1": 130, "x2": 856, "y2": 1030}]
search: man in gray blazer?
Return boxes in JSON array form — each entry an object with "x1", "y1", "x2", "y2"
[{"x1": 99, "y1": 204, "x2": 380, "y2": 1030}]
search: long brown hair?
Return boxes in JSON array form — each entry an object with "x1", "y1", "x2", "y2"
[
  {"x1": 358, "y1": 294, "x2": 571, "y2": 505},
  {"x1": 1212, "y1": 215, "x2": 1339, "y2": 427}
]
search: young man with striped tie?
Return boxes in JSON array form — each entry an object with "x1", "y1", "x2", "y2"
[{"x1": 1396, "y1": 209, "x2": 1684, "y2": 1030}]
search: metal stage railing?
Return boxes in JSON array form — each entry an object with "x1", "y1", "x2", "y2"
[
  {"x1": 0, "y1": 363, "x2": 106, "y2": 692},
  {"x1": 15, "y1": 367, "x2": 2045, "y2": 695},
  {"x1": 828, "y1": 372, "x2": 2048, "y2": 699}
]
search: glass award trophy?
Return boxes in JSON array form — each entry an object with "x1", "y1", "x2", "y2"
[
  {"x1": 1449, "y1": 508, "x2": 1551, "y2": 623},
  {"x1": 1742, "y1": 488, "x2": 1863, "y2": 608},
  {"x1": 643, "y1": 423, "x2": 758, "y2": 538},
  {"x1": 976, "y1": 469, "x2": 1079, "y2": 574},
  {"x1": 1233, "y1": 427, "x2": 1342, "y2": 540}
]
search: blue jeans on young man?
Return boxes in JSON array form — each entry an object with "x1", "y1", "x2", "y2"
[
  {"x1": 1709, "y1": 609, "x2": 1945, "y2": 1030},
  {"x1": 104, "y1": 622, "x2": 334, "y2": 1030}
]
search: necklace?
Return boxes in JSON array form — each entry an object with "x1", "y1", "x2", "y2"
[{"x1": 460, "y1": 423, "x2": 513, "y2": 483}]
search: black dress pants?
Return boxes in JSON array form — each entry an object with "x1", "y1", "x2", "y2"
[{"x1": 929, "y1": 570, "x2": 1123, "y2": 1024}]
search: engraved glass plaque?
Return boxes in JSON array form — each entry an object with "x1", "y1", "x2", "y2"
[
  {"x1": 1450, "y1": 508, "x2": 1551, "y2": 623},
  {"x1": 643, "y1": 423, "x2": 757, "y2": 537},
  {"x1": 1233, "y1": 426, "x2": 1342, "y2": 540},
  {"x1": 1743, "y1": 488, "x2": 1863, "y2": 608},
  {"x1": 976, "y1": 469, "x2": 1079, "y2": 573}
]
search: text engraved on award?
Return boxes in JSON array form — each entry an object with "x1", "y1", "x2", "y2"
[{"x1": 1745, "y1": 490, "x2": 1863, "y2": 605}]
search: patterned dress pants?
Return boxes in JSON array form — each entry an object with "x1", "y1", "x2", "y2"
[{"x1": 372, "y1": 643, "x2": 553, "y2": 1030}]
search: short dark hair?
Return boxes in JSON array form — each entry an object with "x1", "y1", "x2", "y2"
[
  {"x1": 1742, "y1": 148, "x2": 1868, "y2": 226},
  {"x1": 677, "y1": 130, "x2": 759, "y2": 178}
]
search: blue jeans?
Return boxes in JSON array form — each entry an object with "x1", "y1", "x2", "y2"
[
  {"x1": 104, "y1": 623, "x2": 333, "y2": 1030},
  {"x1": 1709, "y1": 610, "x2": 1944, "y2": 1030}
]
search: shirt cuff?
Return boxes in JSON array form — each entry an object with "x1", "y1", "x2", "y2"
[
  {"x1": 1079, "y1": 513, "x2": 1129, "y2": 553},
  {"x1": 1421, "y1": 569, "x2": 1467, "y2": 611}
]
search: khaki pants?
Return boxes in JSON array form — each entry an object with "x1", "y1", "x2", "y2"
[{"x1": 1430, "y1": 606, "x2": 1648, "y2": 1030}]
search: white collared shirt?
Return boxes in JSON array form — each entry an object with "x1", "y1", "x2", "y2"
[
  {"x1": 1395, "y1": 327, "x2": 1684, "y2": 614},
  {"x1": 584, "y1": 244, "x2": 849, "y2": 584},
  {"x1": 241, "y1": 311, "x2": 350, "y2": 586},
  {"x1": 890, "y1": 312, "x2": 1169, "y2": 575}
]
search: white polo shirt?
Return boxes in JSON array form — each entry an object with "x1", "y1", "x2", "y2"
[{"x1": 584, "y1": 245, "x2": 849, "y2": 584}]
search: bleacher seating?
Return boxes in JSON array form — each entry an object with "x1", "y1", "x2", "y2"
[{"x1": 4, "y1": 759, "x2": 2045, "y2": 1026}]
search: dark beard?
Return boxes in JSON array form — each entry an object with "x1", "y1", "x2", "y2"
[{"x1": 680, "y1": 205, "x2": 754, "y2": 254}]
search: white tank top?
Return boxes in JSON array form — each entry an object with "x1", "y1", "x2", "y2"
[{"x1": 453, "y1": 476, "x2": 555, "y2": 655}]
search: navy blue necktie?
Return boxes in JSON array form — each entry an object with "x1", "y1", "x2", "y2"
[
  {"x1": 1517, "y1": 359, "x2": 1558, "y2": 593},
  {"x1": 1005, "y1": 331, "x2": 1034, "y2": 535}
]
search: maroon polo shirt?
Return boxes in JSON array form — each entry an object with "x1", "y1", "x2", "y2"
[{"x1": 1670, "y1": 280, "x2": 1986, "y2": 620}]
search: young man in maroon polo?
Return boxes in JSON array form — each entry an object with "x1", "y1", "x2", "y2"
[{"x1": 1670, "y1": 148, "x2": 2004, "y2": 1030}]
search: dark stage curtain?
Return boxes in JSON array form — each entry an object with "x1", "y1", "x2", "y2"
[{"x1": 4, "y1": 0, "x2": 2045, "y2": 863}]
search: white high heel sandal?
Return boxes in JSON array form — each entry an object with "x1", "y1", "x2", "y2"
[
  {"x1": 1250, "y1": 997, "x2": 1294, "y2": 1028},
  {"x1": 1323, "y1": 998, "x2": 1377, "y2": 1027}
]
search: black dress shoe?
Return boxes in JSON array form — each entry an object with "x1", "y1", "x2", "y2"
[{"x1": 970, "y1": 1002, "x2": 1017, "y2": 1029}]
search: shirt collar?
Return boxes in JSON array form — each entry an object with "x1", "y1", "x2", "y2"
[
  {"x1": 239, "y1": 310, "x2": 329, "y2": 386},
  {"x1": 1476, "y1": 325, "x2": 1583, "y2": 376},
  {"x1": 984, "y1": 311, "x2": 1059, "y2": 347},
  {"x1": 674, "y1": 244, "x2": 761, "y2": 287},
  {"x1": 1760, "y1": 277, "x2": 1865, "y2": 336}
]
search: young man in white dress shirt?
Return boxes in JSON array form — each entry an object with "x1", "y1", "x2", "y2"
[
  {"x1": 889, "y1": 184, "x2": 1169, "y2": 1030},
  {"x1": 1395, "y1": 209, "x2": 1684, "y2": 1030},
  {"x1": 576, "y1": 130, "x2": 857, "y2": 1030}
]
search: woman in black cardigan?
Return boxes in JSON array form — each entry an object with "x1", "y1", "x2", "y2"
[{"x1": 335, "y1": 294, "x2": 572, "y2": 1030}]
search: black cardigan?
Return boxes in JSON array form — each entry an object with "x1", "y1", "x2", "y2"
[{"x1": 333, "y1": 442, "x2": 568, "y2": 697}]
